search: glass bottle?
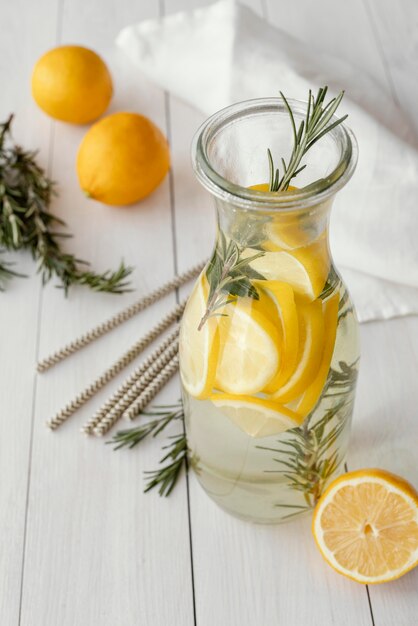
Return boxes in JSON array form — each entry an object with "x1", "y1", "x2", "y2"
[{"x1": 179, "y1": 98, "x2": 359, "y2": 523}]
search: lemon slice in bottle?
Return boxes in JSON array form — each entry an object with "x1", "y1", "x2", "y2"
[
  {"x1": 264, "y1": 221, "x2": 317, "y2": 251},
  {"x1": 271, "y1": 299, "x2": 324, "y2": 403},
  {"x1": 249, "y1": 183, "x2": 327, "y2": 252},
  {"x1": 214, "y1": 297, "x2": 280, "y2": 395},
  {"x1": 245, "y1": 236, "x2": 330, "y2": 301},
  {"x1": 210, "y1": 393, "x2": 303, "y2": 438},
  {"x1": 261, "y1": 281, "x2": 299, "y2": 392},
  {"x1": 296, "y1": 293, "x2": 339, "y2": 417},
  {"x1": 179, "y1": 276, "x2": 219, "y2": 399}
]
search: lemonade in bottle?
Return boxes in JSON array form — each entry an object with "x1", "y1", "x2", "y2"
[{"x1": 180, "y1": 93, "x2": 359, "y2": 523}]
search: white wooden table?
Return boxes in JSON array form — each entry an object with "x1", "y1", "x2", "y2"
[{"x1": 1, "y1": 0, "x2": 417, "y2": 624}]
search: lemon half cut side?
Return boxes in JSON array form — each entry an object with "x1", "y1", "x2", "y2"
[{"x1": 313, "y1": 469, "x2": 418, "y2": 584}]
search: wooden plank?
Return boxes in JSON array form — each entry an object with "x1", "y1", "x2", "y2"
[
  {"x1": 351, "y1": 318, "x2": 418, "y2": 621},
  {"x1": 359, "y1": 2, "x2": 418, "y2": 618},
  {"x1": 18, "y1": 1, "x2": 195, "y2": 625},
  {"x1": 190, "y1": 475, "x2": 376, "y2": 626},
  {"x1": 0, "y1": 0, "x2": 59, "y2": 623}
]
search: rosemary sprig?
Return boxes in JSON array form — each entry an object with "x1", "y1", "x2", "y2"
[
  {"x1": 108, "y1": 403, "x2": 184, "y2": 450},
  {"x1": 258, "y1": 401, "x2": 347, "y2": 517},
  {"x1": 0, "y1": 114, "x2": 133, "y2": 294},
  {"x1": 109, "y1": 402, "x2": 188, "y2": 496},
  {"x1": 324, "y1": 360, "x2": 359, "y2": 399},
  {"x1": 198, "y1": 230, "x2": 266, "y2": 329},
  {"x1": 319, "y1": 266, "x2": 341, "y2": 301},
  {"x1": 258, "y1": 359, "x2": 358, "y2": 518},
  {"x1": 268, "y1": 86, "x2": 348, "y2": 192},
  {"x1": 144, "y1": 434, "x2": 188, "y2": 496}
]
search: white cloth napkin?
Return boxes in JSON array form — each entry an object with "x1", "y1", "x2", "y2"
[{"x1": 117, "y1": 0, "x2": 418, "y2": 323}]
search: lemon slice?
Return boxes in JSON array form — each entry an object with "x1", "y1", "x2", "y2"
[
  {"x1": 296, "y1": 293, "x2": 339, "y2": 417},
  {"x1": 271, "y1": 299, "x2": 324, "y2": 403},
  {"x1": 261, "y1": 282, "x2": 299, "y2": 392},
  {"x1": 265, "y1": 223, "x2": 310, "y2": 251},
  {"x1": 313, "y1": 469, "x2": 418, "y2": 584},
  {"x1": 248, "y1": 183, "x2": 326, "y2": 252},
  {"x1": 265, "y1": 213, "x2": 328, "y2": 253},
  {"x1": 215, "y1": 298, "x2": 280, "y2": 395},
  {"x1": 244, "y1": 237, "x2": 330, "y2": 301},
  {"x1": 249, "y1": 183, "x2": 296, "y2": 194},
  {"x1": 249, "y1": 183, "x2": 271, "y2": 192},
  {"x1": 179, "y1": 276, "x2": 219, "y2": 399},
  {"x1": 211, "y1": 393, "x2": 303, "y2": 438},
  {"x1": 250, "y1": 183, "x2": 307, "y2": 251}
]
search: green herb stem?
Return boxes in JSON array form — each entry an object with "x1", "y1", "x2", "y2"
[
  {"x1": 198, "y1": 230, "x2": 266, "y2": 329},
  {"x1": 268, "y1": 86, "x2": 347, "y2": 192},
  {"x1": 144, "y1": 434, "x2": 188, "y2": 496},
  {"x1": 257, "y1": 359, "x2": 358, "y2": 518},
  {"x1": 109, "y1": 402, "x2": 188, "y2": 497}
]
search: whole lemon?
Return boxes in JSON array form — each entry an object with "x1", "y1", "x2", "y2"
[
  {"x1": 32, "y1": 45, "x2": 113, "y2": 124},
  {"x1": 76, "y1": 112, "x2": 170, "y2": 205}
]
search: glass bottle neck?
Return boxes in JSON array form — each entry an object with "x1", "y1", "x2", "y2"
[{"x1": 214, "y1": 196, "x2": 334, "y2": 261}]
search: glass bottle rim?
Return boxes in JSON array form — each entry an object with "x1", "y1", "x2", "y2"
[{"x1": 191, "y1": 97, "x2": 358, "y2": 212}]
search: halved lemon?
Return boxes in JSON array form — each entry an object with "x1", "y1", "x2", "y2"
[
  {"x1": 244, "y1": 237, "x2": 330, "y2": 301},
  {"x1": 215, "y1": 297, "x2": 280, "y2": 395},
  {"x1": 179, "y1": 276, "x2": 219, "y2": 399},
  {"x1": 295, "y1": 293, "x2": 339, "y2": 417},
  {"x1": 261, "y1": 281, "x2": 299, "y2": 392},
  {"x1": 210, "y1": 393, "x2": 303, "y2": 438},
  {"x1": 271, "y1": 299, "x2": 324, "y2": 403},
  {"x1": 313, "y1": 469, "x2": 418, "y2": 584}
]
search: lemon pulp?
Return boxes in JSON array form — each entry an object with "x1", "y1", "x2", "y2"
[{"x1": 313, "y1": 469, "x2": 418, "y2": 584}]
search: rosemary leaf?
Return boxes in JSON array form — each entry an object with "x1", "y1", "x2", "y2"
[
  {"x1": 268, "y1": 86, "x2": 347, "y2": 192},
  {"x1": 108, "y1": 404, "x2": 183, "y2": 450},
  {"x1": 257, "y1": 359, "x2": 358, "y2": 508},
  {"x1": 199, "y1": 238, "x2": 266, "y2": 329},
  {"x1": 144, "y1": 434, "x2": 188, "y2": 496},
  {"x1": 109, "y1": 402, "x2": 188, "y2": 497}
]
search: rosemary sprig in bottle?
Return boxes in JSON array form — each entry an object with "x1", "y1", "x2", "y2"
[
  {"x1": 257, "y1": 359, "x2": 358, "y2": 519},
  {"x1": 198, "y1": 230, "x2": 266, "y2": 330},
  {"x1": 109, "y1": 402, "x2": 188, "y2": 496},
  {"x1": 268, "y1": 86, "x2": 348, "y2": 192},
  {"x1": 0, "y1": 114, "x2": 132, "y2": 294}
]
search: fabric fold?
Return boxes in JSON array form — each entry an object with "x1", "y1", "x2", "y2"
[{"x1": 117, "y1": 0, "x2": 418, "y2": 322}]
